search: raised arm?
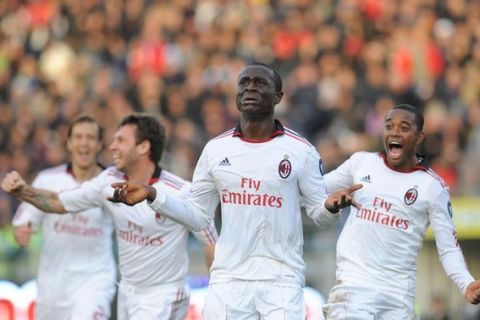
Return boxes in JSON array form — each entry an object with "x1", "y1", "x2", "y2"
[
  {"x1": 1, "y1": 171, "x2": 67, "y2": 213},
  {"x1": 429, "y1": 187, "x2": 479, "y2": 303}
]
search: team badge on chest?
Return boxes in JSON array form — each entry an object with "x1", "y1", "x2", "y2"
[
  {"x1": 404, "y1": 188, "x2": 418, "y2": 205},
  {"x1": 278, "y1": 155, "x2": 292, "y2": 179}
]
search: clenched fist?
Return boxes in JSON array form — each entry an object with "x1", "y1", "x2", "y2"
[{"x1": 1, "y1": 171, "x2": 26, "y2": 195}]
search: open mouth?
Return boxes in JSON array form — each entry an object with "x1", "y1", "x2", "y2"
[
  {"x1": 112, "y1": 154, "x2": 121, "y2": 164},
  {"x1": 387, "y1": 141, "x2": 403, "y2": 159},
  {"x1": 77, "y1": 151, "x2": 91, "y2": 161}
]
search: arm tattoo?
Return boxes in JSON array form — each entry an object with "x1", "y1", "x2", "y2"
[{"x1": 21, "y1": 186, "x2": 66, "y2": 213}]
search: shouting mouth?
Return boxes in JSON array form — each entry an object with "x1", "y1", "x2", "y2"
[{"x1": 387, "y1": 141, "x2": 403, "y2": 160}]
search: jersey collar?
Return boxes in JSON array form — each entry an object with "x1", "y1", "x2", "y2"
[
  {"x1": 232, "y1": 119, "x2": 285, "y2": 142},
  {"x1": 123, "y1": 165, "x2": 162, "y2": 185},
  {"x1": 66, "y1": 162, "x2": 105, "y2": 179},
  {"x1": 378, "y1": 152, "x2": 429, "y2": 173}
]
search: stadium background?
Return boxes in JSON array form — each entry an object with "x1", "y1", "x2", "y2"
[{"x1": 0, "y1": 0, "x2": 479, "y2": 319}]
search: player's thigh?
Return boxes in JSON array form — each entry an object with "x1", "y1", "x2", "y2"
[
  {"x1": 35, "y1": 304, "x2": 71, "y2": 320},
  {"x1": 203, "y1": 281, "x2": 258, "y2": 320},
  {"x1": 257, "y1": 282, "x2": 305, "y2": 320},
  {"x1": 116, "y1": 288, "x2": 129, "y2": 320},
  {"x1": 118, "y1": 283, "x2": 189, "y2": 320},
  {"x1": 127, "y1": 297, "x2": 189, "y2": 320},
  {"x1": 377, "y1": 307, "x2": 418, "y2": 320},
  {"x1": 323, "y1": 303, "x2": 375, "y2": 320},
  {"x1": 322, "y1": 284, "x2": 375, "y2": 320},
  {"x1": 70, "y1": 294, "x2": 112, "y2": 320}
]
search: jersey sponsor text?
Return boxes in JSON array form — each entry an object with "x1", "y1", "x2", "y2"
[
  {"x1": 221, "y1": 177, "x2": 283, "y2": 208},
  {"x1": 355, "y1": 197, "x2": 410, "y2": 230}
]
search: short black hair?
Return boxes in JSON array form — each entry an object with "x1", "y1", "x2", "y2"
[
  {"x1": 248, "y1": 62, "x2": 283, "y2": 92},
  {"x1": 391, "y1": 104, "x2": 424, "y2": 131},
  {"x1": 118, "y1": 113, "x2": 166, "y2": 164},
  {"x1": 67, "y1": 114, "x2": 103, "y2": 141}
]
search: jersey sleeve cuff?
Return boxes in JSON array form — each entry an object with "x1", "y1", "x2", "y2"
[
  {"x1": 148, "y1": 186, "x2": 167, "y2": 212},
  {"x1": 461, "y1": 275, "x2": 476, "y2": 295},
  {"x1": 312, "y1": 203, "x2": 341, "y2": 227},
  {"x1": 323, "y1": 205, "x2": 341, "y2": 218}
]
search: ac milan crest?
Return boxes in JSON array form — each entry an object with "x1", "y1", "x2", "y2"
[
  {"x1": 404, "y1": 188, "x2": 418, "y2": 205},
  {"x1": 155, "y1": 212, "x2": 166, "y2": 224},
  {"x1": 278, "y1": 156, "x2": 292, "y2": 179}
]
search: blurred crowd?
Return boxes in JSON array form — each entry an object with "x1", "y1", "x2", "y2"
[{"x1": 0, "y1": 0, "x2": 480, "y2": 222}]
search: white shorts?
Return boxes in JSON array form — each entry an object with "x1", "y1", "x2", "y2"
[
  {"x1": 117, "y1": 282, "x2": 190, "y2": 320},
  {"x1": 203, "y1": 280, "x2": 305, "y2": 320},
  {"x1": 322, "y1": 283, "x2": 418, "y2": 320},
  {"x1": 35, "y1": 292, "x2": 112, "y2": 320}
]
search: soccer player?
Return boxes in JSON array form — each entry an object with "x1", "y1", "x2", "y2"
[
  {"x1": 321, "y1": 104, "x2": 480, "y2": 319},
  {"x1": 107, "y1": 63, "x2": 361, "y2": 319},
  {"x1": 2, "y1": 113, "x2": 218, "y2": 320},
  {"x1": 12, "y1": 114, "x2": 116, "y2": 320}
]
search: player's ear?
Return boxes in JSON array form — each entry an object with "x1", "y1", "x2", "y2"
[
  {"x1": 137, "y1": 140, "x2": 151, "y2": 156},
  {"x1": 95, "y1": 142, "x2": 102, "y2": 154},
  {"x1": 416, "y1": 130, "x2": 425, "y2": 146},
  {"x1": 66, "y1": 138, "x2": 73, "y2": 153},
  {"x1": 274, "y1": 91, "x2": 284, "y2": 105}
]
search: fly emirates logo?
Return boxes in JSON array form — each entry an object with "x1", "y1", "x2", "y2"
[
  {"x1": 117, "y1": 220, "x2": 163, "y2": 246},
  {"x1": 356, "y1": 197, "x2": 410, "y2": 231},
  {"x1": 221, "y1": 177, "x2": 283, "y2": 208}
]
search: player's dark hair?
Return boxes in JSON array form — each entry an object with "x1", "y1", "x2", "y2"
[
  {"x1": 248, "y1": 62, "x2": 283, "y2": 92},
  {"x1": 67, "y1": 114, "x2": 103, "y2": 141},
  {"x1": 391, "y1": 104, "x2": 424, "y2": 131},
  {"x1": 118, "y1": 113, "x2": 165, "y2": 164}
]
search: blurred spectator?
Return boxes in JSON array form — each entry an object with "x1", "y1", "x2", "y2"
[{"x1": 423, "y1": 295, "x2": 450, "y2": 320}]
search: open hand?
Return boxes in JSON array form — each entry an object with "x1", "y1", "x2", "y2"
[
  {"x1": 466, "y1": 279, "x2": 480, "y2": 304},
  {"x1": 108, "y1": 181, "x2": 156, "y2": 206},
  {"x1": 1, "y1": 171, "x2": 26, "y2": 195},
  {"x1": 325, "y1": 184, "x2": 363, "y2": 213}
]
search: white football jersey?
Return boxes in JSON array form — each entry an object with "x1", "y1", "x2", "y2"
[
  {"x1": 149, "y1": 121, "x2": 339, "y2": 287},
  {"x1": 59, "y1": 166, "x2": 218, "y2": 288},
  {"x1": 12, "y1": 164, "x2": 116, "y2": 306},
  {"x1": 324, "y1": 151, "x2": 474, "y2": 296}
]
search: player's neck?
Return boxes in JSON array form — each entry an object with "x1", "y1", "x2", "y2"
[
  {"x1": 240, "y1": 116, "x2": 275, "y2": 139},
  {"x1": 124, "y1": 158, "x2": 156, "y2": 183},
  {"x1": 72, "y1": 164, "x2": 102, "y2": 182}
]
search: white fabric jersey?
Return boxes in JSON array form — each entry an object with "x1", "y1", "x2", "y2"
[
  {"x1": 59, "y1": 166, "x2": 218, "y2": 289},
  {"x1": 149, "y1": 122, "x2": 339, "y2": 287},
  {"x1": 324, "y1": 151, "x2": 474, "y2": 297},
  {"x1": 12, "y1": 164, "x2": 116, "y2": 307}
]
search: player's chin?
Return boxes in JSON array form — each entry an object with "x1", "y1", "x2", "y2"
[{"x1": 113, "y1": 160, "x2": 124, "y2": 171}]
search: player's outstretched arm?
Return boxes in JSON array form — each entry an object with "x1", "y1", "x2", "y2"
[
  {"x1": 1, "y1": 171, "x2": 66, "y2": 213},
  {"x1": 108, "y1": 181, "x2": 156, "y2": 205},
  {"x1": 466, "y1": 279, "x2": 480, "y2": 304},
  {"x1": 324, "y1": 183, "x2": 363, "y2": 213}
]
